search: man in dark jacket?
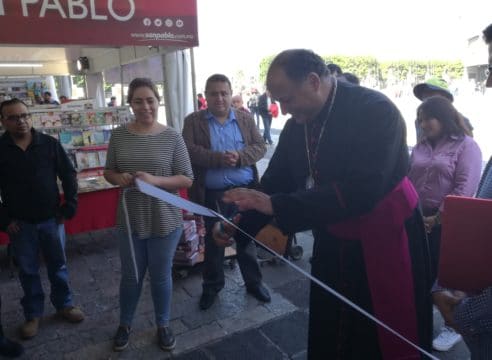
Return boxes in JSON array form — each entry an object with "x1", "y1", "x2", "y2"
[
  {"x1": 0, "y1": 99, "x2": 84, "y2": 340},
  {"x1": 219, "y1": 49, "x2": 432, "y2": 359}
]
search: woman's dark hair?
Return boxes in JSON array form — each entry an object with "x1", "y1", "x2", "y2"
[
  {"x1": 417, "y1": 96, "x2": 470, "y2": 138},
  {"x1": 127, "y1": 78, "x2": 160, "y2": 103}
]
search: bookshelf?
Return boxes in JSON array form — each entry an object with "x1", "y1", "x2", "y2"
[
  {"x1": 32, "y1": 106, "x2": 132, "y2": 192},
  {"x1": 0, "y1": 77, "x2": 49, "y2": 105}
]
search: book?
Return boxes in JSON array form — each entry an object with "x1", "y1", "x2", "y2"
[
  {"x1": 75, "y1": 152, "x2": 89, "y2": 169},
  {"x1": 59, "y1": 131, "x2": 73, "y2": 147},
  {"x1": 97, "y1": 150, "x2": 107, "y2": 167},
  {"x1": 104, "y1": 112, "x2": 115, "y2": 125},
  {"x1": 71, "y1": 130, "x2": 84, "y2": 146},
  {"x1": 86, "y1": 152, "x2": 99, "y2": 168},
  {"x1": 95, "y1": 111, "x2": 106, "y2": 125},
  {"x1": 70, "y1": 113, "x2": 83, "y2": 126},
  {"x1": 103, "y1": 129, "x2": 112, "y2": 143},
  {"x1": 439, "y1": 196, "x2": 492, "y2": 292},
  {"x1": 83, "y1": 130, "x2": 94, "y2": 146},
  {"x1": 86, "y1": 112, "x2": 97, "y2": 125},
  {"x1": 92, "y1": 131, "x2": 105, "y2": 145}
]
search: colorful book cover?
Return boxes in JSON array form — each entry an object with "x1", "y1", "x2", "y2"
[
  {"x1": 60, "y1": 113, "x2": 71, "y2": 126},
  {"x1": 70, "y1": 113, "x2": 83, "y2": 126},
  {"x1": 75, "y1": 152, "x2": 89, "y2": 169},
  {"x1": 103, "y1": 129, "x2": 112, "y2": 143},
  {"x1": 71, "y1": 130, "x2": 84, "y2": 146},
  {"x1": 97, "y1": 150, "x2": 107, "y2": 167},
  {"x1": 86, "y1": 152, "x2": 99, "y2": 168},
  {"x1": 92, "y1": 131, "x2": 105, "y2": 145},
  {"x1": 86, "y1": 112, "x2": 96, "y2": 126},
  {"x1": 83, "y1": 130, "x2": 94, "y2": 146},
  {"x1": 104, "y1": 112, "x2": 115, "y2": 125},
  {"x1": 95, "y1": 111, "x2": 106, "y2": 125},
  {"x1": 59, "y1": 131, "x2": 73, "y2": 147},
  {"x1": 40, "y1": 113, "x2": 57, "y2": 127}
]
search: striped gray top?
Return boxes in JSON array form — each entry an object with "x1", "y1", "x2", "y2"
[{"x1": 105, "y1": 124, "x2": 193, "y2": 239}]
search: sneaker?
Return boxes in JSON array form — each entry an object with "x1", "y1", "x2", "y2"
[
  {"x1": 20, "y1": 318, "x2": 40, "y2": 339},
  {"x1": 157, "y1": 327, "x2": 176, "y2": 351},
  {"x1": 57, "y1": 306, "x2": 85, "y2": 323},
  {"x1": 432, "y1": 326, "x2": 462, "y2": 351},
  {"x1": 113, "y1": 326, "x2": 130, "y2": 352}
]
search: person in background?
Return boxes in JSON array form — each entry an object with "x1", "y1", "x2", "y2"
[
  {"x1": 104, "y1": 78, "x2": 193, "y2": 352},
  {"x1": 0, "y1": 99, "x2": 84, "y2": 340},
  {"x1": 339, "y1": 72, "x2": 360, "y2": 85},
  {"x1": 431, "y1": 23, "x2": 492, "y2": 360},
  {"x1": 34, "y1": 94, "x2": 43, "y2": 105},
  {"x1": 42, "y1": 91, "x2": 59, "y2": 105},
  {"x1": 408, "y1": 96, "x2": 482, "y2": 353},
  {"x1": 59, "y1": 95, "x2": 70, "y2": 104},
  {"x1": 197, "y1": 93, "x2": 207, "y2": 110},
  {"x1": 268, "y1": 99, "x2": 279, "y2": 119},
  {"x1": 326, "y1": 63, "x2": 342, "y2": 76},
  {"x1": 182, "y1": 74, "x2": 270, "y2": 311},
  {"x1": 247, "y1": 90, "x2": 261, "y2": 128},
  {"x1": 217, "y1": 49, "x2": 432, "y2": 359},
  {"x1": 107, "y1": 96, "x2": 117, "y2": 107},
  {"x1": 257, "y1": 91, "x2": 273, "y2": 145},
  {"x1": 231, "y1": 94, "x2": 250, "y2": 114},
  {"x1": 413, "y1": 78, "x2": 473, "y2": 141}
]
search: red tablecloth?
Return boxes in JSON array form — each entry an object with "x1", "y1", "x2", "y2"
[
  {"x1": 0, "y1": 188, "x2": 188, "y2": 245},
  {"x1": 0, "y1": 188, "x2": 120, "y2": 244},
  {"x1": 0, "y1": 187, "x2": 188, "y2": 244},
  {"x1": 64, "y1": 187, "x2": 119, "y2": 235}
]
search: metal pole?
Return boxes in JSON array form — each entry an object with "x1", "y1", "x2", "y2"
[{"x1": 190, "y1": 47, "x2": 198, "y2": 111}]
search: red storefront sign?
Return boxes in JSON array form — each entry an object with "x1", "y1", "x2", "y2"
[{"x1": 0, "y1": 0, "x2": 198, "y2": 47}]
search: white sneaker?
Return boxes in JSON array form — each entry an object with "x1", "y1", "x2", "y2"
[{"x1": 432, "y1": 326, "x2": 462, "y2": 351}]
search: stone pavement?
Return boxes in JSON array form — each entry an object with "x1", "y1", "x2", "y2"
[{"x1": 0, "y1": 229, "x2": 313, "y2": 360}]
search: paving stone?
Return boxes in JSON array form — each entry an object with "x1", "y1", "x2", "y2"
[
  {"x1": 292, "y1": 349, "x2": 308, "y2": 360},
  {"x1": 274, "y1": 278, "x2": 310, "y2": 310},
  {"x1": 64, "y1": 339, "x2": 113, "y2": 360},
  {"x1": 173, "y1": 322, "x2": 227, "y2": 354},
  {"x1": 217, "y1": 304, "x2": 276, "y2": 334},
  {"x1": 204, "y1": 328, "x2": 284, "y2": 360},
  {"x1": 263, "y1": 291, "x2": 297, "y2": 316},
  {"x1": 179, "y1": 272, "x2": 203, "y2": 298},
  {"x1": 173, "y1": 349, "x2": 210, "y2": 360},
  {"x1": 260, "y1": 311, "x2": 308, "y2": 357}
]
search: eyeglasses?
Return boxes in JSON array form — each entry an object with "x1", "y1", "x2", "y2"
[{"x1": 3, "y1": 113, "x2": 31, "y2": 123}]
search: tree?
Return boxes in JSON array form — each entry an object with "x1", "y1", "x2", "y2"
[{"x1": 258, "y1": 54, "x2": 464, "y2": 87}]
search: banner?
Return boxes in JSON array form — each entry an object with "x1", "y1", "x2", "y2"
[{"x1": 0, "y1": 0, "x2": 198, "y2": 47}]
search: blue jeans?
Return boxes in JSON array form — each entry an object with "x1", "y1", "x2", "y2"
[
  {"x1": 10, "y1": 218, "x2": 72, "y2": 320},
  {"x1": 118, "y1": 227, "x2": 182, "y2": 327}
]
